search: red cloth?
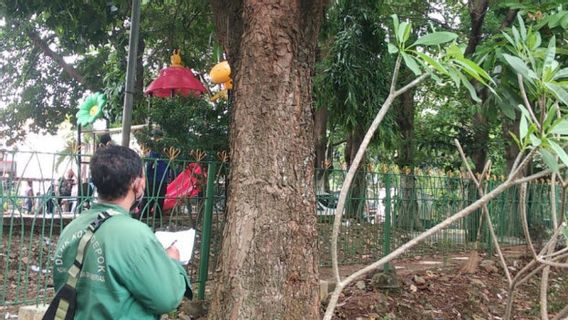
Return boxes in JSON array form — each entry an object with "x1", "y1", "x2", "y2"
[{"x1": 163, "y1": 163, "x2": 205, "y2": 212}]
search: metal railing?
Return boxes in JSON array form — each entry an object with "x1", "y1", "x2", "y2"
[
  {"x1": 0, "y1": 150, "x2": 559, "y2": 306},
  {"x1": 316, "y1": 168, "x2": 559, "y2": 266}
]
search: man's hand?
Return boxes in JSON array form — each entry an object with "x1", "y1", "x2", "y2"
[{"x1": 166, "y1": 245, "x2": 180, "y2": 261}]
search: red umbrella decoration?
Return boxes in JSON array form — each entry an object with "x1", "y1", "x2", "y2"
[{"x1": 145, "y1": 49, "x2": 206, "y2": 97}]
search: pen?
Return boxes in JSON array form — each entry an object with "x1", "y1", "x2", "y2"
[{"x1": 168, "y1": 240, "x2": 178, "y2": 248}]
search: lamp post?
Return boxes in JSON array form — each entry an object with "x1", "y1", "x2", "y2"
[{"x1": 121, "y1": 0, "x2": 142, "y2": 147}]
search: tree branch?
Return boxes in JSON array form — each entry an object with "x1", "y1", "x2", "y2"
[
  {"x1": 517, "y1": 74, "x2": 541, "y2": 131},
  {"x1": 455, "y1": 139, "x2": 511, "y2": 282},
  {"x1": 25, "y1": 28, "x2": 95, "y2": 91},
  {"x1": 465, "y1": 0, "x2": 489, "y2": 56}
]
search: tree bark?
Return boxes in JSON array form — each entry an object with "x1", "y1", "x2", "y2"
[
  {"x1": 208, "y1": 1, "x2": 326, "y2": 319},
  {"x1": 395, "y1": 88, "x2": 422, "y2": 230},
  {"x1": 314, "y1": 105, "x2": 329, "y2": 193},
  {"x1": 467, "y1": 5, "x2": 519, "y2": 172},
  {"x1": 471, "y1": 111, "x2": 490, "y2": 173},
  {"x1": 464, "y1": 0, "x2": 489, "y2": 172},
  {"x1": 464, "y1": 0, "x2": 489, "y2": 56}
]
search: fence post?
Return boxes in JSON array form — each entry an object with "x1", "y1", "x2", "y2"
[
  {"x1": 197, "y1": 160, "x2": 217, "y2": 300},
  {"x1": 383, "y1": 173, "x2": 392, "y2": 271}
]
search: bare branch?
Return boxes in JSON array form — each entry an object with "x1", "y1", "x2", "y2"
[
  {"x1": 325, "y1": 176, "x2": 523, "y2": 320},
  {"x1": 394, "y1": 73, "x2": 430, "y2": 98},
  {"x1": 329, "y1": 58, "x2": 428, "y2": 285},
  {"x1": 514, "y1": 169, "x2": 554, "y2": 185},
  {"x1": 389, "y1": 56, "x2": 402, "y2": 94},
  {"x1": 455, "y1": 139, "x2": 511, "y2": 282},
  {"x1": 551, "y1": 173, "x2": 559, "y2": 229},
  {"x1": 520, "y1": 183, "x2": 539, "y2": 258},
  {"x1": 552, "y1": 303, "x2": 568, "y2": 320},
  {"x1": 517, "y1": 74, "x2": 541, "y2": 131}
]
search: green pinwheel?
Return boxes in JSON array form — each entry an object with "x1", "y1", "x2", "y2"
[{"x1": 76, "y1": 92, "x2": 106, "y2": 126}]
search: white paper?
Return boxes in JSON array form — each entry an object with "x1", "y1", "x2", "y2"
[{"x1": 155, "y1": 229, "x2": 196, "y2": 265}]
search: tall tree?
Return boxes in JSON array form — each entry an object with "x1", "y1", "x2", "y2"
[
  {"x1": 208, "y1": 1, "x2": 326, "y2": 318},
  {"x1": 0, "y1": 0, "x2": 215, "y2": 144},
  {"x1": 315, "y1": 0, "x2": 392, "y2": 218}
]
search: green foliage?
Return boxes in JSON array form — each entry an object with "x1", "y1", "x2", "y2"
[
  {"x1": 389, "y1": 15, "x2": 494, "y2": 103},
  {"x1": 314, "y1": 0, "x2": 394, "y2": 140},
  {"x1": 135, "y1": 96, "x2": 229, "y2": 155},
  {"x1": 492, "y1": 14, "x2": 568, "y2": 172},
  {"x1": 0, "y1": 0, "x2": 217, "y2": 145}
]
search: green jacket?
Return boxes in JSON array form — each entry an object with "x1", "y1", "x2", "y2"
[{"x1": 53, "y1": 202, "x2": 190, "y2": 319}]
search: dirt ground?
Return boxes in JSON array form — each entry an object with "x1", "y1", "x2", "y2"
[
  {"x1": 3, "y1": 223, "x2": 567, "y2": 320},
  {"x1": 317, "y1": 246, "x2": 568, "y2": 320},
  {"x1": 171, "y1": 246, "x2": 568, "y2": 320}
]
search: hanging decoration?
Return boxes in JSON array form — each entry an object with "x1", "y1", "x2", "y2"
[
  {"x1": 76, "y1": 92, "x2": 107, "y2": 126},
  {"x1": 145, "y1": 49, "x2": 206, "y2": 97},
  {"x1": 209, "y1": 60, "x2": 232, "y2": 102}
]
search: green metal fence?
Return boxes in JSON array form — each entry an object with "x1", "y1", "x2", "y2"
[
  {"x1": 0, "y1": 150, "x2": 560, "y2": 306},
  {"x1": 0, "y1": 150, "x2": 229, "y2": 306},
  {"x1": 316, "y1": 168, "x2": 560, "y2": 266}
]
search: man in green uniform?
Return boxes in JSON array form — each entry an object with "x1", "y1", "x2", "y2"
[{"x1": 53, "y1": 145, "x2": 191, "y2": 319}]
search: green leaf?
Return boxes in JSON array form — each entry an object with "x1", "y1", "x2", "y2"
[
  {"x1": 550, "y1": 119, "x2": 568, "y2": 135},
  {"x1": 398, "y1": 21, "x2": 410, "y2": 45},
  {"x1": 391, "y1": 15, "x2": 400, "y2": 41},
  {"x1": 544, "y1": 36, "x2": 557, "y2": 71},
  {"x1": 502, "y1": 54, "x2": 538, "y2": 80},
  {"x1": 540, "y1": 149, "x2": 560, "y2": 173},
  {"x1": 518, "y1": 14, "x2": 527, "y2": 41},
  {"x1": 543, "y1": 106, "x2": 558, "y2": 130},
  {"x1": 545, "y1": 82, "x2": 568, "y2": 106},
  {"x1": 548, "y1": 140, "x2": 568, "y2": 168},
  {"x1": 500, "y1": 103, "x2": 516, "y2": 120},
  {"x1": 414, "y1": 51, "x2": 448, "y2": 75},
  {"x1": 502, "y1": 32, "x2": 516, "y2": 48},
  {"x1": 520, "y1": 114, "x2": 528, "y2": 140},
  {"x1": 553, "y1": 68, "x2": 568, "y2": 81},
  {"x1": 454, "y1": 57, "x2": 493, "y2": 84},
  {"x1": 447, "y1": 69, "x2": 461, "y2": 88},
  {"x1": 562, "y1": 14, "x2": 568, "y2": 29},
  {"x1": 529, "y1": 134, "x2": 542, "y2": 147},
  {"x1": 411, "y1": 32, "x2": 458, "y2": 47},
  {"x1": 527, "y1": 31, "x2": 542, "y2": 50},
  {"x1": 548, "y1": 11, "x2": 568, "y2": 28},
  {"x1": 516, "y1": 104, "x2": 531, "y2": 120},
  {"x1": 456, "y1": 71, "x2": 481, "y2": 103},
  {"x1": 446, "y1": 43, "x2": 464, "y2": 59},
  {"x1": 402, "y1": 21, "x2": 412, "y2": 44},
  {"x1": 401, "y1": 52, "x2": 421, "y2": 76},
  {"x1": 511, "y1": 26, "x2": 520, "y2": 45},
  {"x1": 388, "y1": 43, "x2": 399, "y2": 54}
]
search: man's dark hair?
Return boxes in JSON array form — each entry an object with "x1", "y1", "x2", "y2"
[
  {"x1": 90, "y1": 145, "x2": 143, "y2": 200},
  {"x1": 99, "y1": 133, "x2": 112, "y2": 145}
]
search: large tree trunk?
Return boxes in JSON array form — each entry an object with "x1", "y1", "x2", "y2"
[
  {"x1": 465, "y1": 0, "x2": 490, "y2": 172},
  {"x1": 208, "y1": 1, "x2": 326, "y2": 319},
  {"x1": 395, "y1": 89, "x2": 422, "y2": 230},
  {"x1": 314, "y1": 105, "x2": 329, "y2": 193},
  {"x1": 471, "y1": 111, "x2": 490, "y2": 172}
]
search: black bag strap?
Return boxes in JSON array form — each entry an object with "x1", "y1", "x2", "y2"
[{"x1": 43, "y1": 210, "x2": 119, "y2": 320}]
